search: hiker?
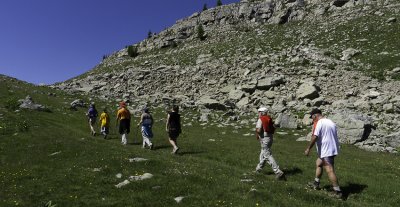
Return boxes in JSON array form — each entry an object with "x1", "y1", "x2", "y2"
[
  {"x1": 99, "y1": 107, "x2": 110, "y2": 139},
  {"x1": 86, "y1": 103, "x2": 98, "y2": 136},
  {"x1": 116, "y1": 102, "x2": 131, "y2": 145},
  {"x1": 166, "y1": 105, "x2": 181, "y2": 154},
  {"x1": 305, "y1": 108, "x2": 342, "y2": 199},
  {"x1": 138, "y1": 107, "x2": 154, "y2": 149},
  {"x1": 255, "y1": 106, "x2": 285, "y2": 180}
]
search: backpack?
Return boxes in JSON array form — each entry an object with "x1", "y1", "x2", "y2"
[{"x1": 260, "y1": 115, "x2": 275, "y2": 134}]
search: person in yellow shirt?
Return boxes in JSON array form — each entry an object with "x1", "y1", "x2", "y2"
[
  {"x1": 99, "y1": 108, "x2": 110, "y2": 139},
  {"x1": 116, "y1": 102, "x2": 131, "y2": 145}
]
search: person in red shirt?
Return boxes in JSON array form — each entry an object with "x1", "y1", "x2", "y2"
[{"x1": 255, "y1": 106, "x2": 285, "y2": 180}]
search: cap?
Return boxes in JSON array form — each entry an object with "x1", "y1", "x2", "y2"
[
  {"x1": 309, "y1": 108, "x2": 322, "y2": 118},
  {"x1": 258, "y1": 106, "x2": 268, "y2": 113}
]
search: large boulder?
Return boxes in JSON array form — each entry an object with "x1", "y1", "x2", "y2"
[
  {"x1": 228, "y1": 90, "x2": 245, "y2": 101},
  {"x1": 70, "y1": 99, "x2": 85, "y2": 108},
  {"x1": 196, "y1": 96, "x2": 226, "y2": 110},
  {"x1": 275, "y1": 113, "x2": 298, "y2": 129},
  {"x1": 257, "y1": 76, "x2": 285, "y2": 90},
  {"x1": 384, "y1": 131, "x2": 400, "y2": 148},
  {"x1": 328, "y1": 110, "x2": 374, "y2": 144},
  {"x1": 340, "y1": 48, "x2": 360, "y2": 61},
  {"x1": 18, "y1": 95, "x2": 47, "y2": 111},
  {"x1": 296, "y1": 82, "x2": 319, "y2": 100}
]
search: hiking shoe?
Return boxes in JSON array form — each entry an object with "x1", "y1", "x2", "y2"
[
  {"x1": 172, "y1": 147, "x2": 179, "y2": 154},
  {"x1": 307, "y1": 181, "x2": 320, "y2": 190},
  {"x1": 329, "y1": 190, "x2": 343, "y2": 200},
  {"x1": 275, "y1": 171, "x2": 286, "y2": 180}
]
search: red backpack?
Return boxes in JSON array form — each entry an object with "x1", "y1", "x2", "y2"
[{"x1": 260, "y1": 115, "x2": 275, "y2": 134}]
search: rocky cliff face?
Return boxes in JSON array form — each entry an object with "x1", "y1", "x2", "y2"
[{"x1": 55, "y1": 0, "x2": 400, "y2": 153}]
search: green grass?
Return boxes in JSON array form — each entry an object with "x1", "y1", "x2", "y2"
[{"x1": 1, "y1": 77, "x2": 400, "y2": 206}]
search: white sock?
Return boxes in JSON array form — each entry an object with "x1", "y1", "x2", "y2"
[
  {"x1": 315, "y1": 178, "x2": 320, "y2": 183},
  {"x1": 333, "y1": 186, "x2": 341, "y2": 192}
]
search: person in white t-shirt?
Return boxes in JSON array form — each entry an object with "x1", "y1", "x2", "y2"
[{"x1": 304, "y1": 108, "x2": 343, "y2": 199}]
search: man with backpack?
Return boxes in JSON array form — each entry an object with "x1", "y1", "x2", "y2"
[
  {"x1": 255, "y1": 106, "x2": 285, "y2": 180},
  {"x1": 86, "y1": 103, "x2": 98, "y2": 136}
]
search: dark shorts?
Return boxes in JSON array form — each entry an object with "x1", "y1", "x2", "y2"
[
  {"x1": 168, "y1": 129, "x2": 180, "y2": 140},
  {"x1": 89, "y1": 118, "x2": 96, "y2": 125},
  {"x1": 321, "y1": 156, "x2": 335, "y2": 166},
  {"x1": 119, "y1": 119, "x2": 130, "y2": 134}
]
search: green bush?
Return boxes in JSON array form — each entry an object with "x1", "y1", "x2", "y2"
[
  {"x1": 0, "y1": 121, "x2": 11, "y2": 135},
  {"x1": 5, "y1": 97, "x2": 19, "y2": 111},
  {"x1": 203, "y1": 3, "x2": 208, "y2": 11},
  {"x1": 127, "y1": 45, "x2": 139, "y2": 58},
  {"x1": 197, "y1": 24, "x2": 206, "y2": 41}
]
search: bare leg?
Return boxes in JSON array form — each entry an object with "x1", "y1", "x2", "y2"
[
  {"x1": 169, "y1": 139, "x2": 177, "y2": 148},
  {"x1": 315, "y1": 158, "x2": 323, "y2": 179},
  {"x1": 323, "y1": 163, "x2": 339, "y2": 187}
]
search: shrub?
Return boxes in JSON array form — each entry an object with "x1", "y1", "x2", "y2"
[
  {"x1": 203, "y1": 4, "x2": 208, "y2": 11},
  {"x1": 197, "y1": 24, "x2": 206, "y2": 41},
  {"x1": 127, "y1": 45, "x2": 139, "y2": 58},
  {"x1": 5, "y1": 97, "x2": 19, "y2": 111},
  {"x1": 217, "y1": 0, "x2": 222, "y2": 6}
]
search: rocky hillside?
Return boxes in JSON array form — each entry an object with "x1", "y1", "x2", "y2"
[{"x1": 55, "y1": 0, "x2": 400, "y2": 153}]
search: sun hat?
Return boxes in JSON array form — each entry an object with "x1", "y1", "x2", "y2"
[{"x1": 258, "y1": 106, "x2": 268, "y2": 113}]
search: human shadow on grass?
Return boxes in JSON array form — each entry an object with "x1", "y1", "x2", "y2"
[
  {"x1": 341, "y1": 182, "x2": 368, "y2": 200},
  {"x1": 262, "y1": 167, "x2": 302, "y2": 177},
  {"x1": 283, "y1": 167, "x2": 303, "y2": 176},
  {"x1": 177, "y1": 150, "x2": 205, "y2": 156},
  {"x1": 153, "y1": 144, "x2": 171, "y2": 150},
  {"x1": 321, "y1": 182, "x2": 367, "y2": 200}
]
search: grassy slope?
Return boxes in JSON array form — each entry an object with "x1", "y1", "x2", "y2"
[
  {"x1": 86, "y1": 6, "x2": 399, "y2": 84},
  {"x1": 1, "y1": 78, "x2": 400, "y2": 207}
]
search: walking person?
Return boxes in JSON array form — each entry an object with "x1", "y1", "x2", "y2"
[
  {"x1": 255, "y1": 106, "x2": 285, "y2": 180},
  {"x1": 304, "y1": 108, "x2": 342, "y2": 199},
  {"x1": 99, "y1": 107, "x2": 110, "y2": 139},
  {"x1": 166, "y1": 105, "x2": 181, "y2": 154},
  {"x1": 86, "y1": 103, "x2": 98, "y2": 136},
  {"x1": 116, "y1": 102, "x2": 131, "y2": 145},
  {"x1": 138, "y1": 107, "x2": 154, "y2": 149}
]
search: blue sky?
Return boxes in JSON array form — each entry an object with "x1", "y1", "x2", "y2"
[{"x1": 0, "y1": 0, "x2": 240, "y2": 84}]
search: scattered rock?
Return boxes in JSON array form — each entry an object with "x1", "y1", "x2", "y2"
[
  {"x1": 48, "y1": 151, "x2": 61, "y2": 156},
  {"x1": 115, "y1": 180, "x2": 130, "y2": 188},
  {"x1": 18, "y1": 95, "x2": 47, "y2": 111},
  {"x1": 174, "y1": 196, "x2": 185, "y2": 203},
  {"x1": 129, "y1": 158, "x2": 148, "y2": 162}
]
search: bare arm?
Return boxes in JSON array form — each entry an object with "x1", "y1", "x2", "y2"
[
  {"x1": 255, "y1": 128, "x2": 261, "y2": 140},
  {"x1": 305, "y1": 135, "x2": 318, "y2": 156},
  {"x1": 137, "y1": 114, "x2": 143, "y2": 126},
  {"x1": 166, "y1": 114, "x2": 170, "y2": 131}
]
